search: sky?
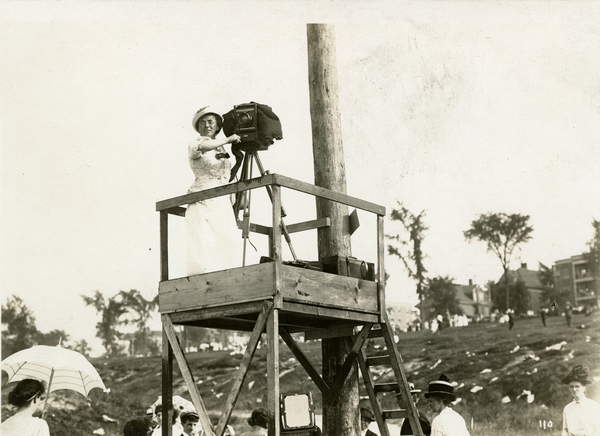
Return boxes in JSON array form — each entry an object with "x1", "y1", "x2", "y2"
[{"x1": 2, "y1": 2, "x2": 599, "y2": 355}]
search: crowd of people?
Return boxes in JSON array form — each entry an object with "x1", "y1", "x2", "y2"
[{"x1": 3, "y1": 364, "x2": 598, "y2": 436}]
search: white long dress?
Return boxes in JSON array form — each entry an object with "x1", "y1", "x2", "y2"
[{"x1": 185, "y1": 139, "x2": 240, "y2": 275}]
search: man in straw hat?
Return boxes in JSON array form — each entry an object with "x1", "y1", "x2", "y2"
[
  {"x1": 561, "y1": 364, "x2": 600, "y2": 436},
  {"x1": 401, "y1": 382, "x2": 431, "y2": 435},
  {"x1": 424, "y1": 374, "x2": 470, "y2": 436}
]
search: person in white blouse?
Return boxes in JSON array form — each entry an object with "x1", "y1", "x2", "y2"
[
  {"x1": 561, "y1": 365, "x2": 600, "y2": 436},
  {"x1": 185, "y1": 106, "x2": 241, "y2": 276},
  {"x1": 424, "y1": 374, "x2": 470, "y2": 436},
  {"x1": 1, "y1": 379, "x2": 50, "y2": 436}
]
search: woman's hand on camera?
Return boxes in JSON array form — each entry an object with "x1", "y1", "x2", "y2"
[{"x1": 227, "y1": 134, "x2": 241, "y2": 144}]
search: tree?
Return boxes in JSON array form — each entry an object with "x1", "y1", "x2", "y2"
[
  {"x1": 423, "y1": 276, "x2": 462, "y2": 320},
  {"x1": 82, "y1": 291, "x2": 128, "y2": 357},
  {"x1": 538, "y1": 262, "x2": 555, "y2": 288},
  {"x1": 71, "y1": 339, "x2": 92, "y2": 357},
  {"x1": 464, "y1": 213, "x2": 533, "y2": 309},
  {"x1": 1, "y1": 295, "x2": 40, "y2": 358},
  {"x1": 36, "y1": 329, "x2": 70, "y2": 347},
  {"x1": 387, "y1": 202, "x2": 428, "y2": 313},
  {"x1": 119, "y1": 289, "x2": 159, "y2": 356},
  {"x1": 490, "y1": 279, "x2": 530, "y2": 314}
]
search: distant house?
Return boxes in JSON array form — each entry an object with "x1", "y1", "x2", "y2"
[
  {"x1": 419, "y1": 279, "x2": 491, "y2": 321},
  {"x1": 498, "y1": 263, "x2": 546, "y2": 312},
  {"x1": 554, "y1": 253, "x2": 599, "y2": 307},
  {"x1": 455, "y1": 279, "x2": 491, "y2": 318}
]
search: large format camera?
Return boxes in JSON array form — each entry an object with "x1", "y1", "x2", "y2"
[{"x1": 222, "y1": 102, "x2": 283, "y2": 152}]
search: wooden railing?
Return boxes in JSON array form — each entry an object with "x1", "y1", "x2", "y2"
[{"x1": 156, "y1": 173, "x2": 387, "y2": 317}]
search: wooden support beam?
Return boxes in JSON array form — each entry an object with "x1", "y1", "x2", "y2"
[
  {"x1": 156, "y1": 173, "x2": 276, "y2": 211},
  {"x1": 267, "y1": 308, "x2": 280, "y2": 436},
  {"x1": 285, "y1": 217, "x2": 331, "y2": 234},
  {"x1": 166, "y1": 206, "x2": 187, "y2": 217},
  {"x1": 162, "y1": 315, "x2": 214, "y2": 436},
  {"x1": 377, "y1": 215, "x2": 385, "y2": 321},
  {"x1": 272, "y1": 185, "x2": 283, "y2": 309},
  {"x1": 304, "y1": 325, "x2": 355, "y2": 340},
  {"x1": 236, "y1": 221, "x2": 272, "y2": 236},
  {"x1": 216, "y1": 304, "x2": 271, "y2": 436},
  {"x1": 161, "y1": 328, "x2": 173, "y2": 436},
  {"x1": 273, "y1": 174, "x2": 385, "y2": 216},
  {"x1": 331, "y1": 323, "x2": 373, "y2": 395},
  {"x1": 160, "y1": 211, "x2": 169, "y2": 281},
  {"x1": 280, "y1": 328, "x2": 330, "y2": 395},
  {"x1": 281, "y1": 301, "x2": 379, "y2": 323},
  {"x1": 168, "y1": 301, "x2": 267, "y2": 324}
]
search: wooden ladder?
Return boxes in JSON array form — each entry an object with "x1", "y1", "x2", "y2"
[{"x1": 357, "y1": 316, "x2": 425, "y2": 436}]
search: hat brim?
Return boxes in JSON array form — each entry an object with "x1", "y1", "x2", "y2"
[
  {"x1": 424, "y1": 391, "x2": 456, "y2": 400},
  {"x1": 562, "y1": 375, "x2": 591, "y2": 385},
  {"x1": 193, "y1": 108, "x2": 223, "y2": 134}
]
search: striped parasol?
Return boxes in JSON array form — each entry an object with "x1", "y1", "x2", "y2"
[{"x1": 1, "y1": 345, "x2": 107, "y2": 416}]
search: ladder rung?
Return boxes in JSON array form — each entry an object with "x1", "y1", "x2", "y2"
[
  {"x1": 366, "y1": 355, "x2": 391, "y2": 366},
  {"x1": 374, "y1": 383, "x2": 399, "y2": 393},
  {"x1": 368, "y1": 328, "x2": 384, "y2": 338},
  {"x1": 382, "y1": 409, "x2": 407, "y2": 420}
]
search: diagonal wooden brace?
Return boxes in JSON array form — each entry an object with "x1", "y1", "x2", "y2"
[
  {"x1": 280, "y1": 328, "x2": 331, "y2": 395},
  {"x1": 331, "y1": 323, "x2": 373, "y2": 395},
  {"x1": 162, "y1": 314, "x2": 214, "y2": 436},
  {"x1": 216, "y1": 303, "x2": 272, "y2": 436}
]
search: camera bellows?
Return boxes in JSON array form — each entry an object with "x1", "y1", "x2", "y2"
[{"x1": 223, "y1": 102, "x2": 283, "y2": 181}]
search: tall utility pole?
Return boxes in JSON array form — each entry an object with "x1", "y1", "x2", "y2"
[{"x1": 307, "y1": 24, "x2": 359, "y2": 436}]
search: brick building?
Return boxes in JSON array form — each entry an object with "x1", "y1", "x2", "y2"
[{"x1": 554, "y1": 253, "x2": 599, "y2": 307}]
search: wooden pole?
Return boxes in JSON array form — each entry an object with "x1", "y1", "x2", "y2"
[
  {"x1": 267, "y1": 308, "x2": 280, "y2": 436},
  {"x1": 307, "y1": 23, "x2": 359, "y2": 436}
]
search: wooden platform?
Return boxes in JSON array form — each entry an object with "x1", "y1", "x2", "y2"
[
  {"x1": 159, "y1": 262, "x2": 381, "y2": 332},
  {"x1": 152, "y1": 174, "x2": 429, "y2": 436}
]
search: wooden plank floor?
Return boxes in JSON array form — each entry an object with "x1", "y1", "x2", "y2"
[{"x1": 159, "y1": 263, "x2": 380, "y2": 330}]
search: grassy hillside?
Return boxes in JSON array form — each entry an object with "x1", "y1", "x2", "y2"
[{"x1": 2, "y1": 312, "x2": 598, "y2": 436}]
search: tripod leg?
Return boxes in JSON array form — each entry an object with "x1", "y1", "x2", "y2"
[
  {"x1": 252, "y1": 153, "x2": 298, "y2": 262},
  {"x1": 241, "y1": 156, "x2": 254, "y2": 267},
  {"x1": 234, "y1": 154, "x2": 251, "y2": 220}
]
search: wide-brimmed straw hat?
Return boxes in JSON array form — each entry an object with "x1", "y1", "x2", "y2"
[
  {"x1": 424, "y1": 374, "x2": 456, "y2": 400},
  {"x1": 192, "y1": 106, "x2": 223, "y2": 134},
  {"x1": 562, "y1": 365, "x2": 591, "y2": 385}
]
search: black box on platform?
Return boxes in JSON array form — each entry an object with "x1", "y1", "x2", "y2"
[{"x1": 321, "y1": 255, "x2": 375, "y2": 281}]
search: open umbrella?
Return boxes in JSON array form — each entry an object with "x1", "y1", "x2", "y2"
[{"x1": 1, "y1": 345, "x2": 107, "y2": 416}]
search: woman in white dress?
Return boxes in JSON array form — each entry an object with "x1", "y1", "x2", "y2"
[
  {"x1": 1, "y1": 379, "x2": 50, "y2": 436},
  {"x1": 186, "y1": 106, "x2": 241, "y2": 275},
  {"x1": 561, "y1": 365, "x2": 600, "y2": 436}
]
